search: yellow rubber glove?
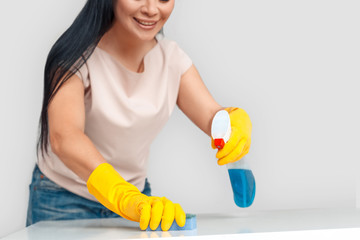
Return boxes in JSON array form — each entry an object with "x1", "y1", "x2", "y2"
[
  {"x1": 211, "y1": 107, "x2": 252, "y2": 165},
  {"x1": 87, "y1": 163, "x2": 186, "y2": 231}
]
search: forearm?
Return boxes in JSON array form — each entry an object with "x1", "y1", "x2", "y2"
[
  {"x1": 183, "y1": 103, "x2": 223, "y2": 137},
  {"x1": 177, "y1": 65, "x2": 223, "y2": 136},
  {"x1": 50, "y1": 130, "x2": 106, "y2": 181}
]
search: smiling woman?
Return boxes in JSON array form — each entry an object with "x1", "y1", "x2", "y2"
[
  {"x1": 97, "y1": 0, "x2": 175, "y2": 73},
  {"x1": 113, "y1": 0, "x2": 174, "y2": 39},
  {"x1": 28, "y1": 0, "x2": 251, "y2": 233}
]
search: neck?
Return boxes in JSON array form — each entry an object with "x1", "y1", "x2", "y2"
[
  {"x1": 98, "y1": 22, "x2": 157, "y2": 73},
  {"x1": 99, "y1": 21, "x2": 157, "y2": 61}
]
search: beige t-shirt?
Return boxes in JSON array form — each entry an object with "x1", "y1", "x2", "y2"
[{"x1": 37, "y1": 36, "x2": 192, "y2": 201}]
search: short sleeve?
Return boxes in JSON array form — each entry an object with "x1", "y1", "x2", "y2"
[
  {"x1": 70, "y1": 58, "x2": 90, "y2": 89},
  {"x1": 75, "y1": 62, "x2": 90, "y2": 89},
  {"x1": 174, "y1": 44, "x2": 193, "y2": 75},
  {"x1": 163, "y1": 39, "x2": 193, "y2": 76}
]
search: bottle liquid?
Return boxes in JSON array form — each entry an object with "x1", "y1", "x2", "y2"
[{"x1": 211, "y1": 110, "x2": 256, "y2": 208}]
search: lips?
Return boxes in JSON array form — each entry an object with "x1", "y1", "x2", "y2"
[{"x1": 134, "y1": 17, "x2": 157, "y2": 26}]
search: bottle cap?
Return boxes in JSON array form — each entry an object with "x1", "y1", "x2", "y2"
[{"x1": 211, "y1": 110, "x2": 231, "y2": 149}]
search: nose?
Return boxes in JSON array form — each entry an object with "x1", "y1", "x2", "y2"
[{"x1": 141, "y1": 0, "x2": 159, "y2": 17}]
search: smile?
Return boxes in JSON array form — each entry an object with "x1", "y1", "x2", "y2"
[{"x1": 134, "y1": 18, "x2": 157, "y2": 26}]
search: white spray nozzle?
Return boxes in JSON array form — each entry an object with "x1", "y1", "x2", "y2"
[{"x1": 211, "y1": 110, "x2": 231, "y2": 149}]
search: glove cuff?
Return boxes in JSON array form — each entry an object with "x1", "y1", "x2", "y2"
[
  {"x1": 224, "y1": 107, "x2": 239, "y2": 114},
  {"x1": 87, "y1": 163, "x2": 140, "y2": 221},
  {"x1": 87, "y1": 163, "x2": 125, "y2": 193}
]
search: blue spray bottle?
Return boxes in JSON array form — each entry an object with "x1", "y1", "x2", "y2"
[{"x1": 211, "y1": 110, "x2": 256, "y2": 208}]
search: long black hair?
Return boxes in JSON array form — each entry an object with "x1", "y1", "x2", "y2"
[{"x1": 38, "y1": 0, "x2": 114, "y2": 157}]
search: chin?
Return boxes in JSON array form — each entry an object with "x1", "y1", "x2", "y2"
[
  {"x1": 131, "y1": 25, "x2": 163, "y2": 42},
  {"x1": 136, "y1": 32, "x2": 159, "y2": 42}
]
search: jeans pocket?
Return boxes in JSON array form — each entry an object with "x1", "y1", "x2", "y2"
[{"x1": 31, "y1": 166, "x2": 65, "y2": 192}]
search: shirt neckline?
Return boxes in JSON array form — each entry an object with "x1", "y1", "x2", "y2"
[{"x1": 95, "y1": 35, "x2": 162, "y2": 76}]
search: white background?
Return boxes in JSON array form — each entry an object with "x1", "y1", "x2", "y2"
[{"x1": 0, "y1": 0, "x2": 359, "y2": 238}]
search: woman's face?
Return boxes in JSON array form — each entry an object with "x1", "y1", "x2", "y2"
[{"x1": 113, "y1": 0, "x2": 174, "y2": 41}]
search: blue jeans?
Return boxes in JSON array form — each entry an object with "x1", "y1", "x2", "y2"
[{"x1": 26, "y1": 164, "x2": 151, "y2": 226}]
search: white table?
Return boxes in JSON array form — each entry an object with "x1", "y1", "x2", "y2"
[{"x1": 3, "y1": 208, "x2": 360, "y2": 239}]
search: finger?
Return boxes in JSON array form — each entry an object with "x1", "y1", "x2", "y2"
[
  {"x1": 211, "y1": 137, "x2": 217, "y2": 149},
  {"x1": 239, "y1": 138, "x2": 251, "y2": 159},
  {"x1": 139, "y1": 202, "x2": 151, "y2": 230},
  {"x1": 174, "y1": 203, "x2": 186, "y2": 227},
  {"x1": 238, "y1": 145, "x2": 250, "y2": 161},
  {"x1": 161, "y1": 198, "x2": 175, "y2": 231},
  {"x1": 216, "y1": 127, "x2": 242, "y2": 159},
  {"x1": 149, "y1": 198, "x2": 164, "y2": 230},
  {"x1": 218, "y1": 138, "x2": 247, "y2": 165},
  {"x1": 245, "y1": 137, "x2": 251, "y2": 152}
]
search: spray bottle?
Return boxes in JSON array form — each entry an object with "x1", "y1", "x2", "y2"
[{"x1": 211, "y1": 110, "x2": 256, "y2": 208}]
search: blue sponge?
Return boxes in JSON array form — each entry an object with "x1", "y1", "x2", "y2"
[{"x1": 145, "y1": 214, "x2": 197, "y2": 231}]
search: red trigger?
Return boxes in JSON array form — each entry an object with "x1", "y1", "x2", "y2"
[{"x1": 214, "y1": 138, "x2": 225, "y2": 150}]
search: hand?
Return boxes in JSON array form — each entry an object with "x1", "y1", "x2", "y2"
[
  {"x1": 211, "y1": 107, "x2": 252, "y2": 165},
  {"x1": 87, "y1": 163, "x2": 186, "y2": 231},
  {"x1": 138, "y1": 196, "x2": 186, "y2": 230}
]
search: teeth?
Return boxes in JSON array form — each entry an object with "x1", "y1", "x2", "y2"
[
  {"x1": 135, "y1": 18, "x2": 156, "y2": 26},
  {"x1": 139, "y1": 21, "x2": 155, "y2": 26}
]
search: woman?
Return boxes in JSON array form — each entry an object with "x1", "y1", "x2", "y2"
[{"x1": 27, "y1": 0, "x2": 252, "y2": 231}]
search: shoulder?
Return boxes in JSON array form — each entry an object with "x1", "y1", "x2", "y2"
[
  {"x1": 157, "y1": 36, "x2": 193, "y2": 74},
  {"x1": 71, "y1": 55, "x2": 91, "y2": 89},
  {"x1": 157, "y1": 36, "x2": 184, "y2": 55}
]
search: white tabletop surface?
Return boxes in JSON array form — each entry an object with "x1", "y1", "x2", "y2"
[{"x1": 3, "y1": 208, "x2": 360, "y2": 239}]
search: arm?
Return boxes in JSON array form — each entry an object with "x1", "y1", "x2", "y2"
[
  {"x1": 48, "y1": 74, "x2": 105, "y2": 181},
  {"x1": 47, "y1": 73, "x2": 185, "y2": 230},
  {"x1": 177, "y1": 65, "x2": 252, "y2": 165},
  {"x1": 177, "y1": 64, "x2": 223, "y2": 137}
]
